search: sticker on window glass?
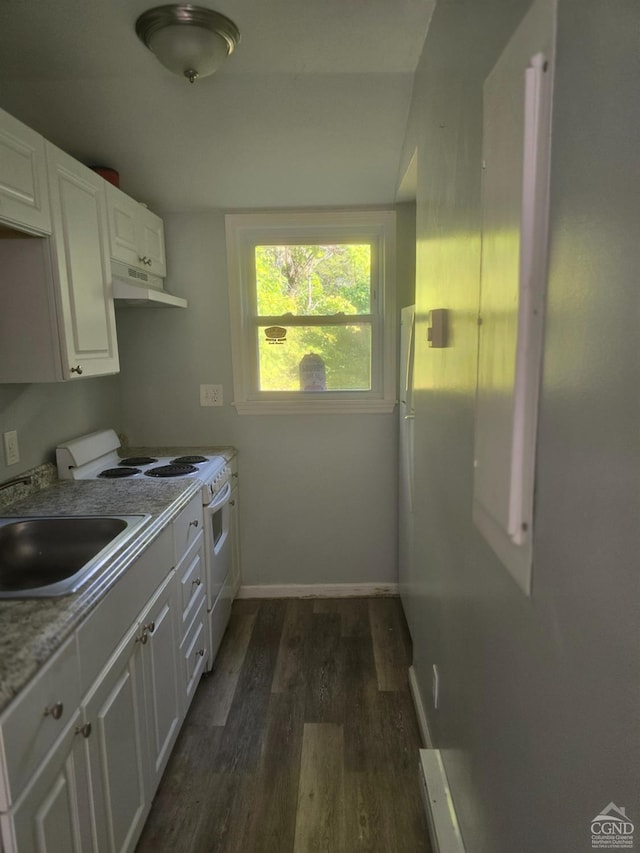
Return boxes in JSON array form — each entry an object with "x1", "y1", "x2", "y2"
[{"x1": 264, "y1": 326, "x2": 287, "y2": 345}]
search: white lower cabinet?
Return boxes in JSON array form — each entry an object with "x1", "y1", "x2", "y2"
[
  {"x1": 0, "y1": 498, "x2": 209, "y2": 853},
  {"x1": 81, "y1": 622, "x2": 149, "y2": 853},
  {"x1": 179, "y1": 598, "x2": 208, "y2": 707},
  {"x1": 137, "y1": 573, "x2": 182, "y2": 791},
  {"x1": 1, "y1": 713, "x2": 85, "y2": 853}
]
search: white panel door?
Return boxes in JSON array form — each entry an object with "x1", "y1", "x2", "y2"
[
  {"x1": 138, "y1": 207, "x2": 166, "y2": 278},
  {"x1": 473, "y1": 0, "x2": 555, "y2": 594},
  {"x1": 46, "y1": 143, "x2": 119, "y2": 378},
  {"x1": 0, "y1": 108, "x2": 51, "y2": 234},
  {"x1": 2, "y1": 714, "x2": 84, "y2": 853},
  {"x1": 106, "y1": 183, "x2": 139, "y2": 268},
  {"x1": 83, "y1": 626, "x2": 148, "y2": 853},
  {"x1": 139, "y1": 573, "x2": 182, "y2": 789}
]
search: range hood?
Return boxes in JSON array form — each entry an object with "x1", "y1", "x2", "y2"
[{"x1": 111, "y1": 261, "x2": 188, "y2": 308}]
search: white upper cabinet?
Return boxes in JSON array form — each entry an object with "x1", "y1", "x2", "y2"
[
  {"x1": 0, "y1": 108, "x2": 51, "y2": 234},
  {"x1": 106, "y1": 182, "x2": 166, "y2": 278},
  {"x1": 0, "y1": 143, "x2": 119, "y2": 382},
  {"x1": 46, "y1": 143, "x2": 119, "y2": 379}
]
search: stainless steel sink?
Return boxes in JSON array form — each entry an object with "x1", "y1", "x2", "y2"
[{"x1": 0, "y1": 515, "x2": 150, "y2": 598}]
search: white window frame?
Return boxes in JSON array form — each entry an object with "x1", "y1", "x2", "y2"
[{"x1": 225, "y1": 210, "x2": 396, "y2": 415}]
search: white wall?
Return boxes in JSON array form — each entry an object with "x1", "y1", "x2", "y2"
[
  {"x1": 0, "y1": 376, "x2": 120, "y2": 481},
  {"x1": 116, "y1": 208, "x2": 415, "y2": 587},
  {"x1": 406, "y1": 1, "x2": 640, "y2": 851}
]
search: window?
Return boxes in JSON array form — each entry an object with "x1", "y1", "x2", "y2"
[{"x1": 225, "y1": 210, "x2": 396, "y2": 414}]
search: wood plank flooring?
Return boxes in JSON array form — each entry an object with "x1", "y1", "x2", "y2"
[{"x1": 136, "y1": 597, "x2": 431, "y2": 853}]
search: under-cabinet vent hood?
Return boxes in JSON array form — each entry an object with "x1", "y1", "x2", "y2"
[{"x1": 111, "y1": 261, "x2": 188, "y2": 308}]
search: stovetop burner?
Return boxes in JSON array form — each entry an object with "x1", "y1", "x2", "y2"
[
  {"x1": 171, "y1": 455, "x2": 208, "y2": 465},
  {"x1": 119, "y1": 456, "x2": 158, "y2": 466},
  {"x1": 99, "y1": 467, "x2": 141, "y2": 479},
  {"x1": 145, "y1": 464, "x2": 198, "y2": 478}
]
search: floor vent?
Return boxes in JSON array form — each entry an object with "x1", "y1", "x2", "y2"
[{"x1": 419, "y1": 749, "x2": 466, "y2": 853}]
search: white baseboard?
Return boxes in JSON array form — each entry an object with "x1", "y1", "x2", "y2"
[
  {"x1": 409, "y1": 665, "x2": 434, "y2": 748},
  {"x1": 419, "y1": 749, "x2": 466, "y2": 853},
  {"x1": 237, "y1": 582, "x2": 399, "y2": 599}
]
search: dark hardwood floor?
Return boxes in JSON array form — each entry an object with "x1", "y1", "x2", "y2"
[{"x1": 136, "y1": 597, "x2": 431, "y2": 853}]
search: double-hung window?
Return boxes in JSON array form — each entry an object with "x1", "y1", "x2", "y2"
[{"x1": 225, "y1": 210, "x2": 396, "y2": 414}]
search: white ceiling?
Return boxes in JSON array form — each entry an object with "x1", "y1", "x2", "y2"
[{"x1": 0, "y1": 0, "x2": 433, "y2": 211}]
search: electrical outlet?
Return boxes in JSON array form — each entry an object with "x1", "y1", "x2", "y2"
[
  {"x1": 3, "y1": 430, "x2": 20, "y2": 465},
  {"x1": 200, "y1": 384, "x2": 223, "y2": 407},
  {"x1": 432, "y1": 664, "x2": 440, "y2": 710}
]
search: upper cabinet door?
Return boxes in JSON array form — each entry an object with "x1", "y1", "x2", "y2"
[
  {"x1": 0, "y1": 108, "x2": 51, "y2": 234},
  {"x1": 106, "y1": 182, "x2": 166, "y2": 278},
  {"x1": 46, "y1": 143, "x2": 119, "y2": 379},
  {"x1": 138, "y1": 206, "x2": 166, "y2": 278},
  {"x1": 106, "y1": 182, "x2": 139, "y2": 268}
]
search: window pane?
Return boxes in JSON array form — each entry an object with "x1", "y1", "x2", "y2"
[
  {"x1": 255, "y1": 244, "x2": 371, "y2": 316},
  {"x1": 258, "y1": 324, "x2": 372, "y2": 391}
]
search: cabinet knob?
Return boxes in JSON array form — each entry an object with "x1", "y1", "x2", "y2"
[
  {"x1": 137, "y1": 629, "x2": 148, "y2": 644},
  {"x1": 144, "y1": 621, "x2": 155, "y2": 634},
  {"x1": 75, "y1": 722, "x2": 92, "y2": 738},
  {"x1": 230, "y1": 500, "x2": 236, "y2": 506},
  {"x1": 192, "y1": 577, "x2": 202, "y2": 587},
  {"x1": 232, "y1": 472, "x2": 239, "y2": 478},
  {"x1": 189, "y1": 519, "x2": 199, "y2": 528},
  {"x1": 196, "y1": 648, "x2": 205, "y2": 658},
  {"x1": 70, "y1": 365, "x2": 83, "y2": 375},
  {"x1": 44, "y1": 702, "x2": 64, "y2": 720}
]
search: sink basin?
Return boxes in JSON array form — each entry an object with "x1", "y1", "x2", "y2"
[{"x1": 0, "y1": 515, "x2": 150, "y2": 598}]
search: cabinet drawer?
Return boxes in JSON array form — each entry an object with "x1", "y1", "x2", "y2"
[
  {"x1": 179, "y1": 599, "x2": 208, "y2": 708},
  {"x1": 173, "y1": 494, "x2": 203, "y2": 565},
  {"x1": 0, "y1": 635, "x2": 80, "y2": 810},
  {"x1": 77, "y1": 527, "x2": 172, "y2": 695},
  {"x1": 176, "y1": 531, "x2": 206, "y2": 639}
]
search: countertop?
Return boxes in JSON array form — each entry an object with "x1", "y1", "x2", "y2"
[{"x1": 0, "y1": 444, "x2": 237, "y2": 713}]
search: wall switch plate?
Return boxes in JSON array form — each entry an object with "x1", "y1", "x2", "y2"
[
  {"x1": 3, "y1": 430, "x2": 19, "y2": 465},
  {"x1": 427, "y1": 309, "x2": 448, "y2": 348},
  {"x1": 432, "y1": 664, "x2": 440, "y2": 710},
  {"x1": 200, "y1": 384, "x2": 223, "y2": 407}
]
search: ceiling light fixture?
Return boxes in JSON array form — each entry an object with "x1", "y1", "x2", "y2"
[{"x1": 135, "y1": 4, "x2": 240, "y2": 84}]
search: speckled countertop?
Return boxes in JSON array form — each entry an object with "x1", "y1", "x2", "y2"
[{"x1": 0, "y1": 476, "x2": 202, "y2": 713}]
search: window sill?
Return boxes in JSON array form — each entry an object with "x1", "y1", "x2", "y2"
[{"x1": 233, "y1": 399, "x2": 397, "y2": 415}]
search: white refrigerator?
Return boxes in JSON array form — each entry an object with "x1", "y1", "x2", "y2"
[{"x1": 398, "y1": 305, "x2": 415, "y2": 633}]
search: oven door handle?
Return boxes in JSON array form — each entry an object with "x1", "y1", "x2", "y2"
[{"x1": 206, "y1": 480, "x2": 231, "y2": 512}]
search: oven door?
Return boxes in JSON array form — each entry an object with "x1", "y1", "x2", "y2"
[{"x1": 203, "y1": 480, "x2": 232, "y2": 610}]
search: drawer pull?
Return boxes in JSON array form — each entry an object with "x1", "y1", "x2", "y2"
[
  {"x1": 189, "y1": 519, "x2": 199, "y2": 528},
  {"x1": 196, "y1": 648, "x2": 205, "y2": 658},
  {"x1": 192, "y1": 577, "x2": 202, "y2": 587},
  {"x1": 44, "y1": 702, "x2": 64, "y2": 720},
  {"x1": 75, "y1": 722, "x2": 92, "y2": 739},
  {"x1": 144, "y1": 621, "x2": 156, "y2": 634},
  {"x1": 70, "y1": 365, "x2": 83, "y2": 375}
]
